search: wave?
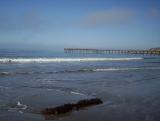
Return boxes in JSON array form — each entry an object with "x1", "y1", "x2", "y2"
[
  {"x1": 0, "y1": 86, "x2": 9, "y2": 89},
  {"x1": 8, "y1": 101, "x2": 27, "y2": 113},
  {"x1": 0, "y1": 57, "x2": 143, "y2": 63},
  {"x1": 1, "y1": 67, "x2": 160, "y2": 76},
  {"x1": 0, "y1": 72, "x2": 11, "y2": 75},
  {"x1": 93, "y1": 68, "x2": 141, "y2": 71},
  {"x1": 88, "y1": 67, "x2": 160, "y2": 72},
  {"x1": 70, "y1": 91, "x2": 86, "y2": 96},
  {"x1": 16, "y1": 101, "x2": 27, "y2": 110}
]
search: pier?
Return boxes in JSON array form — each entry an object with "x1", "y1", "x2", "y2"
[{"x1": 64, "y1": 48, "x2": 160, "y2": 55}]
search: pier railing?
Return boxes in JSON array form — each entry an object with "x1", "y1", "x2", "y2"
[{"x1": 64, "y1": 48, "x2": 160, "y2": 55}]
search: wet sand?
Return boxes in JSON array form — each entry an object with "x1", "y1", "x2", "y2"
[{"x1": 1, "y1": 78, "x2": 160, "y2": 121}]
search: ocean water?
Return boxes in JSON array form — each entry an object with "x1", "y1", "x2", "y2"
[{"x1": 0, "y1": 50, "x2": 160, "y2": 121}]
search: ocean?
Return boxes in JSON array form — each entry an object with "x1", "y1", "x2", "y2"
[{"x1": 0, "y1": 50, "x2": 160, "y2": 121}]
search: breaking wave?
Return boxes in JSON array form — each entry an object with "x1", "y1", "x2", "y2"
[
  {"x1": 1, "y1": 67, "x2": 160, "y2": 76},
  {"x1": 0, "y1": 57, "x2": 143, "y2": 63},
  {"x1": 80, "y1": 67, "x2": 160, "y2": 72}
]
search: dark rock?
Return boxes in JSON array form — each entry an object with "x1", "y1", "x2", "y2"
[
  {"x1": 41, "y1": 103, "x2": 75, "y2": 115},
  {"x1": 76, "y1": 98, "x2": 103, "y2": 110},
  {"x1": 41, "y1": 98, "x2": 103, "y2": 117}
]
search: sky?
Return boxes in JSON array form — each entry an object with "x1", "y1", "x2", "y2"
[{"x1": 0, "y1": 0, "x2": 160, "y2": 51}]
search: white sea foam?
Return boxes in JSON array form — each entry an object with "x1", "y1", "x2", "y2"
[
  {"x1": 8, "y1": 101, "x2": 27, "y2": 113},
  {"x1": 0, "y1": 72, "x2": 11, "y2": 75},
  {"x1": 17, "y1": 101, "x2": 27, "y2": 110},
  {"x1": 93, "y1": 67, "x2": 141, "y2": 72},
  {"x1": 0, "y1": 57, "x2": 143, "y2": 63},
  {"x1": 70, "y1": 91, "x2": 86, "y2": 96},
  {"x1": 93, "y1": 67, "x2": 160, "y2": 72}
]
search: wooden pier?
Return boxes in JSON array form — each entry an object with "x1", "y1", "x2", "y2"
[{"x1": 64, "y1": 48, "x2": 160, "y2": 55}]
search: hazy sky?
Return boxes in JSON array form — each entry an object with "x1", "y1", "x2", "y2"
[{"x1": 0, "y1": 0, "x2": 160, "y2": 51}]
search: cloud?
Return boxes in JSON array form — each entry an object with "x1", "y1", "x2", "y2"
[
  {"x1": 148, "y1": 8, "x2": 160, "y2": 18},
  {"x1": 0, "y1": 15, "x2": 13, "y2": 31},
  {"x1": 79, "y1": 8, "x2": 134, "y2": 27},
  {"x1": 0, "y1": 11, "x2": 48, "y2": 32}
]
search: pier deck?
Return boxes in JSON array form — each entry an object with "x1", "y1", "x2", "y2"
[{"x1": 64, "y1": 48, "x2": 160, "y2": 55}]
